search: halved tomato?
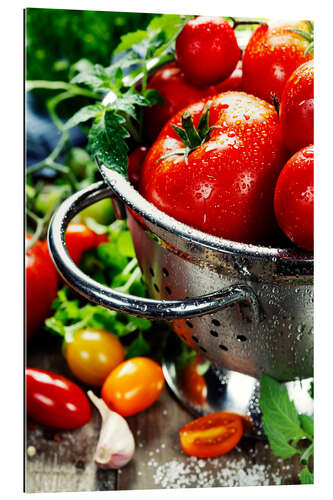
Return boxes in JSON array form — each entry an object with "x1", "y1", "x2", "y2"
[{"x1": 179, "y1": 411, "x2": 243, "y2": 458}]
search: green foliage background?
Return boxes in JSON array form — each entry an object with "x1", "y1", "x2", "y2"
[{"x1": 26, "y1": 8, "x2": 156, "y2": 82}]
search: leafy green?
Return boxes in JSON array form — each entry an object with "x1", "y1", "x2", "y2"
[
  {"x1": 259, "y1": 375, "x2": 314, "y2": 484},
  {"x1": 45, "y1": 220, "x2": 152, "y2": 356}
]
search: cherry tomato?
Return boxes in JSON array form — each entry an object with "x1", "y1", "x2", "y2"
[
  {"x1": 242, "y1": 20, "x2": 313, "y2": 102},
  {"x1": 26, "y1": 367, "x2": 91, "y2": 429},
  {"x1": 140, "y1": 92, "x2": 286, "y2": 244},
  {"x1": 279, "y1": 60, "x2": 314, "y2": 155},
  {"x1": 179, "y1": 412, "x2": 243, "y2": 458},
  {"x1": 65, "y1": 222, "x2": 108, "y2": 265},
  {"x1": 101, "y1": 357, "x2": 165, "y2": 417},
  {"x1": 180, "y1": 357, "x2": 207, "y2": 406},
  {"x1": 176, "y1": 16, "x2": 240, "y2": 87},
  {"x1": 274, "y1": 145, "x2": 314, "y2": 251},
  {"x1": 26, "y1": 235, "x2": 58, "y2": 339},
  {"x1": 128, "y1": 146, "x2": 149, "y2": 188},
  {"x1": 65, "y1": 328, "x2": 125, "y2": 387},
  {"x1": 214, "y1": 60, "x2": 242, "y2": 93},
  {"x1": 144, "y1": 62, "x2": 216, "y2": 142}
]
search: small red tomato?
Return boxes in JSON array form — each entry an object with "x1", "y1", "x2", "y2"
[
  {"x1": 26, "y1": 368, "x2": 91, "y2": 429},
  {"x1": 26, "y1": 235, "x2": 58, "y2": 339},
  {"x1": 176, "y1": 16, "x2": 240, "y2": 87},
  {"x1": 242, "y1": 20, "x2": 313, "y2": 102},
  {"x1": 65, "y1": 222, "x2": 108, "y2": 265},
  {"x1": 128, "y1": 146, "x2": 149, "y2": 187},
  {"x1": 214, "y1": 61, "x2": 243, "y2": 93},
  {"x1": 101, "y1": 357, "x2": 165, "y2": 417},
  {"x1": 274, "y1": 145, "x2": 314, "y2": 251},
  {"x1": 179, "y1": 412, "x2": 243, "y2": 458},
  {"x1": 144, "y1": 62, "x2": 216, "y2": 142},
  {"x1": 279, "y1": 60, "x2": 314, "y2": 155}
]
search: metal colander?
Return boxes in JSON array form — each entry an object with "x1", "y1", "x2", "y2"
[{"x1": 48, "y1": 162, "x2": 313, "y2": 383}]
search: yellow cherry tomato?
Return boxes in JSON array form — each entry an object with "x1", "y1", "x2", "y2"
[{"x1": 65, "y1": 328, "x2": 125, "y2": 386}]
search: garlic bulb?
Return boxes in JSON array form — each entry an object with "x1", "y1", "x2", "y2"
[{"x1": 88, "y1": 390, "x2": 135, "y2": 469}]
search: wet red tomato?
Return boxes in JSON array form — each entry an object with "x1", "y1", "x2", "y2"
[
  {"x1": 242, "y1": 20, "x2": 313, "y2": 102},
  {"x1": 128, "y1": 146, "x2": 149, "y2": 187},
  {"x1": 279, "y1": 60, "x2": 314, "y2": 155},
  {"x1": 144, "y1": 62, "x2": 216, "y2": 142},
  {"x1": 176, "y1": 16, "x2": 240, "y2": 86},
  {"x1": 140, "y1": 91, "x2": 286, "y2": 244},
  {"x1": 274, "y1": 145, "x2": 314, "y2": 251}
]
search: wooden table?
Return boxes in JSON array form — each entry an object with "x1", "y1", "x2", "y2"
[{"x1": 25, "y1": 333, "x2": 303, "y2": 493}]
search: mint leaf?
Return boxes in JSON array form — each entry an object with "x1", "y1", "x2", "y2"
[
  {"x1": 64, "y1": 104, "x2": 104, "y2": 130},
  {"x1": 259, "y1": 375, "x2": 305, "y2": 443},
  {"x1": 88, "y1": 110, "x2": 129, "y2": 177},
  {"x1": 300, "y1": 465, "x2": 314, "y2": 484}
]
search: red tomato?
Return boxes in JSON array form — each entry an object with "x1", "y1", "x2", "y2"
[
  {"x1": 279, "y1": 60, "x2": 314, "y2": 155},
  {"x1": 176, "y1": 16, "x2": 240, "y2": 87},
  {"x1": 128, "y1": 146, "x2": 149, "y2": 188},
  {"x1": 26, "y1": 368, "x2": 91, "y2": 429},
  {"x1": 26, "y1": 235, "x2": 58, "y2": 339},
  {"x1": 242, "y1": 20, "x2": 313, "y2": 102},
  {"x1": 179, "y1": 412, "x2": 243, "y2": 458},
  {"x1": 274, "y1": 145, "x2": 314, "y2": 251},
  {"x1": 214, "y1": 60, "x2": 242, "y2": 93},
  {"x1": 101, "y1": 357, "x2": 165, "y2": 417},
  {"x1": 65, "y1": 222, "x2": 108, "y2": 265},
  {"x1": 140, "y1": 92, "x2": 286, "y2": 244},
  {"x1": 144, "y1": 62, "x2": 216, "y2": 142}
]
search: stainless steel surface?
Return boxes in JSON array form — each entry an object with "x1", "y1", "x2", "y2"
[
  {"x1": 162, "y1": 335, "x2": 313, "y2": 439},
  {"x1": 48, "y1": 162, "x2": 314, "y2": 382}
]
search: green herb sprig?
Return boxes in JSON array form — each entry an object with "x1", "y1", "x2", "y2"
[{"x1": 259, "y1": 375, "x2": 314, "y2": 484}]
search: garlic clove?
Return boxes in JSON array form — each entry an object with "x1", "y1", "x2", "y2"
[{"x1": 88, "y1": 390, "x2": 135, "y2": 469}]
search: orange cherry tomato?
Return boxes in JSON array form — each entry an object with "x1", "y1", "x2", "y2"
[
  {"x1": 180, "y1": 358, "x2": 207, "y2": 406},
  {"x1": 101, "y1": 357, "x2": 165, "y2": 417},
  {"x1": 179, "y1": 412, "x2": 243, "y2": 458},
  {"x1": 65, "y1": 328, "x2": 125, "y2": 387}
]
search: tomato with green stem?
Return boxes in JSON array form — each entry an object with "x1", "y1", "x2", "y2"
[
  {"x1": 26, "y1": 367, "x2": 91, "y2": 429},
  {"x1": 64, "y1": 328, "x2": 125, "y2": 387},
  {"x1": 242, "y1": 20, "x2": 313, "y2": 102},
  {"x1": 140, "y1": 92, "x2": 286, "y2": 244},
  {"x1": 101, "y1": 357, "x2": 165, "y2": 416}
]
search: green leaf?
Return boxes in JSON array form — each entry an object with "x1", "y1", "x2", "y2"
[
  {"x1": 260, "y1": 375, "x2": 306, "y2": 444},
  {"x1": 117, "y1": 231, "x2": 136, "y2": 258},
  {"x1": 110, "y1": 90, "x2": 150, "y2": 120},
  {"x1": 262, "y1": 421, "x2": 300, "y2": 459},
  {"x1": 148, "y1": 14, "x2": 188, "y2": 40},
  {"x1": 125, "y1": 332, "x2": 150, "y2": 359},
  {"x1": 300, "y1": 443, "x2": 314, "y2": 465},
  {"x1": 143, "y1": 88, "x2": 164, "y2": 106},
  {"x1": 88, "y1": 110, "x2": 129, "y2": 177},
  {"x1": 114, "y1": 30, "x2": 149, "y2": 54},
  {"x1": 64, "y1": 104, "x2": 104, "y2": 130},
  {"x1": 300, "y1": 465, "x2": 314, "y2": 484},
  {"x1": 299, "y1": 414, "x2": 314, "y2": 438}
]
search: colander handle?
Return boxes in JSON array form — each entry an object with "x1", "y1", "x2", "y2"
[{"x1": 48, "y1": 181, "x2": 260, "y2": 322}]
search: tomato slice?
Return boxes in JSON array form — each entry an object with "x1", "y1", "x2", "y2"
[{"x1": 179, "y1": 412, "x2": 243, "y2": 458}]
